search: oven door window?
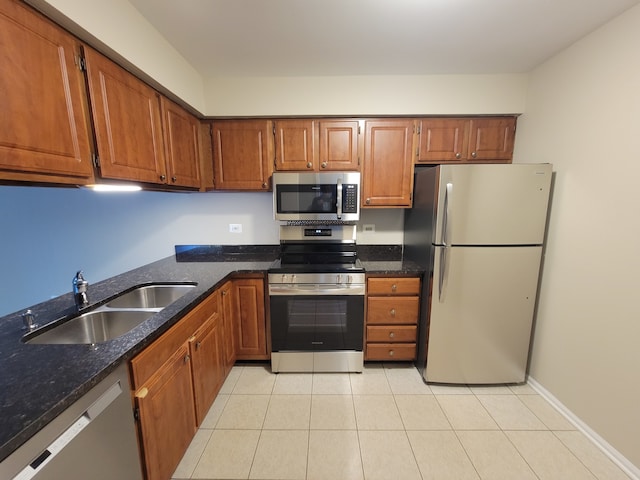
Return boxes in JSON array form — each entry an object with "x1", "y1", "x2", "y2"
[{"x1": 271, "y1": 295, "x2": 363, "y2": 351}]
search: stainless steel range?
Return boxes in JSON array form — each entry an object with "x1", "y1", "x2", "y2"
[{"x1": 269, "y1": 224, "x2": 365, "y2": 373}]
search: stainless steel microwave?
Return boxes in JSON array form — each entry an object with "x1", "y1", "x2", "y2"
[{"x1": 272, "y1": 172, "x2": 361, "y2": 222}]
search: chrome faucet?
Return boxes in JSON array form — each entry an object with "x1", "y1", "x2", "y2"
[{"x1": 73, "y1": 270, "x2": 89, "y2": 309}]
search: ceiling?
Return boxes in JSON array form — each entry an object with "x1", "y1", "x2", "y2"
[{"x1": 128, "y1": 0, "x2": 639, "y2": 78}]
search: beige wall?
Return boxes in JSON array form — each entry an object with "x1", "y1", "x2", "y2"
[
  {"x1": 203, "y1": 74, "x2": 528, "y2": 116},
  {"x1": 513, "y1": 4, "x2": 640, "y2": 470}
]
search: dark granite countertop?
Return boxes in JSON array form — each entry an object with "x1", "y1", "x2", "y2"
[{"x1": 0, "y1": 244, "x2": 423, "y2": 463}]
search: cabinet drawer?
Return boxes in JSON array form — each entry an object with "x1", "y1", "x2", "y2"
[
  {"x1": 367, "y1": 325, "x2": 417, "y2": 343},
  {"x1": 367, "y1": 296, "x2": 419, "y2": 324},
  {"x1": 367, "y1": 277, "x2": 420, "y2": 295},
  {"x1": 366, "y1": 343, "x2": 416, "y2": 361}
]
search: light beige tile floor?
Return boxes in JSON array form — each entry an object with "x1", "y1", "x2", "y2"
[{"x1": 172, "y1": 363, "x2": 632, "y2": 480}]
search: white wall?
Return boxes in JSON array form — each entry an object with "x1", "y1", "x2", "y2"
[
  {"x1": 0, "y1": 186, "x2": 404, "y2": 317},
  {"x1": 0, "y1": 187, "x2": 278, "y2": 316},
  {"x1": 513, "y1": 4, "x2": 640, "y2": 470}
]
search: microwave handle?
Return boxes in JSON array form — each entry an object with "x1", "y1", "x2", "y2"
[{"x1": 336, "y1": 178, "x2": 343, "y2": 219}]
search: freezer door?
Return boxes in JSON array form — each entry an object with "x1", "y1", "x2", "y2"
[
  {"x1": 434, "y1": 164, "x2": 552, "y2": 245},
  {"x1": 424, "y1": 245, "x2": 542, "y2": 384}
]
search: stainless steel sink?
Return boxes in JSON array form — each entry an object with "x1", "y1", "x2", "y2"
[
  {"x1": 24, "y1": 309, "x2": 155, "y2": 344},
  {"x1": 105, "y1": 284, "x2": 196, "y2": 309},
  {"x1": 22, "y1": 283, "x2": 197, "y2": 345}
]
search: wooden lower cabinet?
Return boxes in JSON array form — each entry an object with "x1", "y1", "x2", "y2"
[
  {"x1": 189, "y1": 292, "x2": 225, "y2": 425},
  {"x1": 230, "y1": 277, "x2": 268, "y2": 360},
  {"x1": 131, "y1": 289, "x2": 226, "y2": 480},
  {"x1": 134, "y1": 344, "x2": 196, "y2": 480},
  {"x1": 220, "y1": 281, "x2": 237, "y2": 373},
  {"x1": 365, "y1": 276, "x2": 420, "y2": 361}
]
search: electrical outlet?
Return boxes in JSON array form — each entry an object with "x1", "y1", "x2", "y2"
[
  {"x1": 363, "y1": 224, "x2": 375, "y2": 233},
  {"x1": 229, "y1": 223, "x2": 242, "y2": 233}
]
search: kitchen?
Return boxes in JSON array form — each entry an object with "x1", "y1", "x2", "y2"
[{"x1": 1, "y1": 0, "x2": 639, "y2": 479}]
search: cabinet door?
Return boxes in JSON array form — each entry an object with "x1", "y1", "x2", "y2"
[
  {"x1": 212, "y1": 119, "x2": 273, "y2": 190},
  {"x1": 233, "y1": 278, "x2": 267, "y2": 359},
  {"x1": 362, "y1": 119, "x2": 416, "y2": 207},
  {"x1": 274, "y1": 119, "x2": 316, "y2": 171},
  {"x1": 190, "y1": 315, "x2": 225, "y2": 425},
  {"x1": 161, "y1": 97, "x2": 201, "y2": 188},
  {"x1": 318, "y1": 120, "x2": 360, "y2": 171},
  {"x1": 84, "y1": 47, "x2": 167, "y2": 184},
  {"x1": 135, "y1": 343, "x2": 197, "y2": 480},
  {"x1": 467, "y1": 117, "x2": 516, "y2": 162},
  {"x1": 0, "y1": 0, "x2": 93, "y2": 183},
  {"x1": 220, "y1": 281, "x2": 237, "y2": 373},
  {"x1": 417, "y1": 118, "x2": 469, "y2": 163}
]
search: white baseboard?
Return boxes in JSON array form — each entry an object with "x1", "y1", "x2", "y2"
[{"x1": 527, "y1": 376, "x2": 640, "y2": 480}]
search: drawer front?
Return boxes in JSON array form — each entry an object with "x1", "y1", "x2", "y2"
[
  {"x1": 366, "y1": 343, "x2": 416, "y2": 361},
  {"x1": 367, "y1": 296, "x2": 419, "y2": 324},
  {"x1": 367, "y1": 325, "x2": 417, "y2": 343},
  {"x1": 367, "y1": 277, "x2": 420, "y2": 296}
]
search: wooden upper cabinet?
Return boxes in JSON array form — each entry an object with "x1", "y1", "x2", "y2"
[
  {"x1": 362, "y1": 119, "x2": 416, "y2": 208},
  {"x1": 417, "y1": 116, "x2": 516, "y2": 164},
  {"x1": 161, "y1": 97, "x2": 202, "y2": 188},
  {"x1": 212, "y1": 120, "x2": 273, "y2": 190},
  {"x1": 468, "y1": 117, "x2": 516, "y2": 161},
  {"x1": 274, "y1": 119, "x2": 316, "y2": 171},
  {"x1": 417, "y1": 118, "x2": 469, "y2": 163},
  {"x1": 0, "y1": 0, "x2": 93, "y2": 184},
  {"x1": 83, "y1": 47, "x2": 167, "y2": 184},
  {"x1": 318, "y1": 119, "x2": 360, "y2": 171}
]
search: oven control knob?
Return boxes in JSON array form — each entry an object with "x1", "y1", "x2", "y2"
[
  {"x1": 336, "y1": 274, "x2": 342, "y2": 284},
  {"x1": 291, "y1": 274, "x2": 297, "y2": 284}
]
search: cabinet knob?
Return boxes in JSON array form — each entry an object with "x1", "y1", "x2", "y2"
[
  {"x1": 471, "y1": 151, "x2": 477, "y2": 158},
  {"x1": 455, "y1": 152, "x2": 462, "y2": 159},
  {"x1": 391, "y1": 284, "x2": 397, "y2": 291},
  {"x1": 321, "y1": 162, "x2": 327, "y2": 169},
  {"x1": 160, "y1": 174, "x2": 166, "y2": 181},
  {"x1": 307, "y1": 162, "x2": 312, "y2": 168},
  {"x1": 389, "y1": 331, "x2": 395, "y2": 339},
  {"x1": 365, "y1": 198, "x2": 371, "y2": 205},
  {"x1": 171, "y1": 176, "x2": 177, "y2": 183},
  {"x1": 262, "y1": 182, "x2": 268, "y2": 188},
  {"x1": 388, "y1": 350, "x2": 395, "y2": 357},
  {"x1": 222, "y1": 290, "x2": 227, "y2": 296},
  {"x1": 183, "y1": 354, "x2": 190, "y2": 364},
  {"x1": 195, "y1": 341, "x2": 202, "y2": 351},
  {"x1": 390, "y1": 308, "x2": 396, "y2": 317}
]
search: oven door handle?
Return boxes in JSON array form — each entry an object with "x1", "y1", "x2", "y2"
[{"x1": 269, "y1": 284, "x2": 365, "y2": 296}]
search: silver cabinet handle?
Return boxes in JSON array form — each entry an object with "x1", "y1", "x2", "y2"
[{"x1": 455, "y1": 152, "x2": 461, "y2": 159}]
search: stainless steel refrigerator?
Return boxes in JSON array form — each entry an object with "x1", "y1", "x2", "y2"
[{"x1": 404, "y1": 164, "x2": 552, "y2": 384}]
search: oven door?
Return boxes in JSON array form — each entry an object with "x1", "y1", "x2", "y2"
[{"x1": 270, "y1": 287, "x2": 364, "y2": 353}]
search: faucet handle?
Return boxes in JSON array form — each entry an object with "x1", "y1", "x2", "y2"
[{"x1": 21, "y1": 309, "x2": 38, "y2": 331}]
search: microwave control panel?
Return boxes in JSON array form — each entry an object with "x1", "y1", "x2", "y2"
[{"x1": 343, "y1": 184, "x2": 358, "y2": 213}]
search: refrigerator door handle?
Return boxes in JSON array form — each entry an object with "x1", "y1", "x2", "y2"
[
  {"x1": 442, "y1": 182, "x2": 453, "y2": 246},
  {"x1": 438, "y1": 245, "x2": 450, "y2": 303}
]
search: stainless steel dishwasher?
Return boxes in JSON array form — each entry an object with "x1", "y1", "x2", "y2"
[{"x1": 0, "y1": 363, "x2": 143, "y2": 480}]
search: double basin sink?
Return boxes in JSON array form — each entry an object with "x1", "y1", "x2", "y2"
[{"x1": 23, "y1": 284, "x2": 196, "y2": 345}]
